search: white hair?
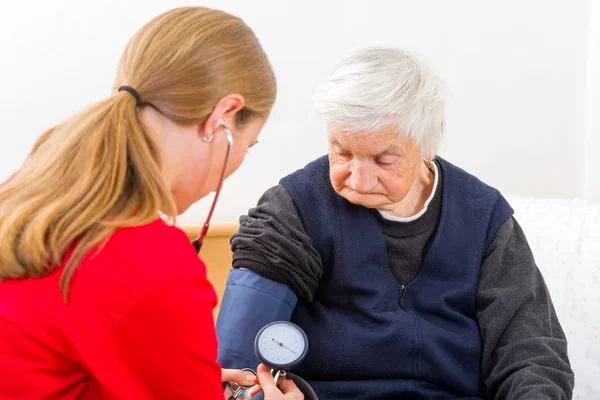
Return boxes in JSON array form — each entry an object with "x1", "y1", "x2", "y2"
[{"x1": 313, "y1": 46, "x2": 447, "y2": 156}]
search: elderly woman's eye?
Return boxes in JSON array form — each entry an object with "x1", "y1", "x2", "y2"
[
  {"x1": 377, "y1": 156, "x2": 398, "y2": 167},
  {"x1": 336, "y1": 151, "x2": 351, "y2": 162}
]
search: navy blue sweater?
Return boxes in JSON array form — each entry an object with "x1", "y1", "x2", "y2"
[
  {"x1": 276, "y1": 155, "x2": 509, "y2": 398},
  {"x1": 223, "y1": 156, "x2": 574, "y2": 399}
]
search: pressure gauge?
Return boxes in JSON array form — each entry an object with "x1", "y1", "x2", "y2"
[{"x1": 254, "y1": 321, "x2": 308, "y2": 370}]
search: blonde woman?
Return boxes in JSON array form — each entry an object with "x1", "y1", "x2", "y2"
[{"x1": 0, "y1": 7, "x2": 302, "y2": 400}]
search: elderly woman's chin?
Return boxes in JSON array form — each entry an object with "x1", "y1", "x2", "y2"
[{"x1": 337, "y1": 187, "x2": 394, "y2": 209}]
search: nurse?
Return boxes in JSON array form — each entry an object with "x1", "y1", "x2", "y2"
[{"x1": 0, "y1": 6, "x2": 302, "y2": 400}]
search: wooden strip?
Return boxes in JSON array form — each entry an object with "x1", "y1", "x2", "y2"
[{"x1": 178, "y1": 222, "x2": 239, "y2": 240}]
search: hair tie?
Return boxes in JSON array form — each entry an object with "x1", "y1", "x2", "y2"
[{"x1": 118, "y1": 86, "x2": 142, "y2": 106}]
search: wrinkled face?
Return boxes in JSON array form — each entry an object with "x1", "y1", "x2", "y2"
[{"x1": 328, "y1": 126, "x2": 422, "y2": 209}]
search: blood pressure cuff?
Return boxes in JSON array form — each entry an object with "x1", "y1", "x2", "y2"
[{"x1": 216, "y1": 269, "x2": 298, "y2": 370}]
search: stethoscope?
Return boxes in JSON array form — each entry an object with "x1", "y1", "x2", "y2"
[
  {"x1": 226, "y1": 368, "x2": 258, "y2": 400},
  {"x1": 188, "y1": 122, "x2": 318, "y2": 399},
  {"x1": 191, "y1": 119, "x2": 233, "y2": 254}
]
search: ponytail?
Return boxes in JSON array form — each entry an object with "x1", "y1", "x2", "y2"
[
  {"x1": 0, "y1": 5, "x2": 277, "y2": 301},
  {"x1": 0, "y1": 91, "x2": 177, "y2": 301}
]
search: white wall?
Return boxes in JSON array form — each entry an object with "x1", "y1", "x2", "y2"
[
  {"x1": 0, "y1": 0, "x2": 597, "y2": 224},
  {"x1": 584, "y1": 0, "x2": 600, "y2": 203}
]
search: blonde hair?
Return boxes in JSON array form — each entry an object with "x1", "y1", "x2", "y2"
[{"x1": 0, "y1": 7, "x2": 276, "y2": 301}]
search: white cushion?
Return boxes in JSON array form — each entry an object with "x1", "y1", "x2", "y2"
[{"x1": 505, "y1": 195, "x2": 600, "y2": 399}]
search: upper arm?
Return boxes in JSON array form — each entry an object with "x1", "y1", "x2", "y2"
[
  {"x1": 89, "y1": 272, "x2": 222, "y2": 399},
  {"x1": 231, "y1": 184, "x2": 323, "y2": 302},
  {"x1": 477, "y1": 217, "x2": 574, "y2": 399},
  {"x1": 216, "y1": 269, "x2": 298, "y2": 370}
]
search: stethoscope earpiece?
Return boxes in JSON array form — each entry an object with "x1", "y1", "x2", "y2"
[{"x1": 202, "y1": 119, "x2": 227, "y2": 143}]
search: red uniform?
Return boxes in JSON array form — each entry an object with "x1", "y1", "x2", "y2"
[{"x1": 0, "y1": 219, "x2": 222, "y2": 399}]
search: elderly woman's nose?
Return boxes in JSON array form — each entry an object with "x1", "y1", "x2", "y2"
[{"x1": 348, "y1": 163, "x2": 376, "y2": 192}]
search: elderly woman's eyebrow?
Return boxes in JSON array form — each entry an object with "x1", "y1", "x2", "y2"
[
  {"x1": 377, "y1": 146, "x2": 404, "y2": 157},
  {"x1": 329, "y1": 139, "x2": 347, "y2": 150}
]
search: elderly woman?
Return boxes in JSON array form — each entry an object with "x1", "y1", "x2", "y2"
[{"x1": 216, "y1": 47, "x2": 574, "y2": 399}]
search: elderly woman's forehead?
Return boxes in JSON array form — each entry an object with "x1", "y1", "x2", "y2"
[{"x1": 329, "y1": 127, "x2": 409, "y2": 147}]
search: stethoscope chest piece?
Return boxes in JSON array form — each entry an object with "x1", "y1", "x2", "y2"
[{"x1": 227, "y1": 368, "x2": 257, "y2": 400}]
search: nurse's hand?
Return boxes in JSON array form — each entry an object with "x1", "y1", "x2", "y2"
[
  {"x1": 249, "y1": 364, "x2": 304, "y2": 399},
  {"x1": 222, "y1": 368, "x2": 256, "y2": 399}
]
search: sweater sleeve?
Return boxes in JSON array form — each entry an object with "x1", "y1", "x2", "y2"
[
  {"x1": 477, "y1": 216, "x2": 575, "y2": 399},
  {"x1": 230, "y1": 184, "x2": 324, "y2": 302},
  {"x1": 88, "y1": 270, "x2": 222, "y2": 400}
]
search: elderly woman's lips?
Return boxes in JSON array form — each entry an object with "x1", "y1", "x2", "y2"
[{"x1": 346, "y1": 189, "x2": 378, "y2": 196}]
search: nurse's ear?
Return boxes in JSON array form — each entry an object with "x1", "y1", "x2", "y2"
[{"x1": 200, "y1": 94, "x2": 244, "y2": 141}]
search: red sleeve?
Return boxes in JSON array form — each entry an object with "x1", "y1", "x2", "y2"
[{"x1": 88, "y1": 271, "x2": 222, "y2": 399}]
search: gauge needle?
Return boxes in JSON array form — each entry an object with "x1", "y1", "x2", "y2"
[{"x1": 271, "y1": 338, "x2": 298, "y2": 355}]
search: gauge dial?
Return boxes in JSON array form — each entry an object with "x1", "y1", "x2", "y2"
[{"x1": 254, "y1": 321, "x2": 308, "y2": 369}]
